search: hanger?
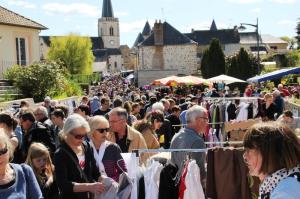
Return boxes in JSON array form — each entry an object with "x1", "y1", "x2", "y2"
[{"x1": 116, "y1": 159, "x2": 127, "y2": 174}]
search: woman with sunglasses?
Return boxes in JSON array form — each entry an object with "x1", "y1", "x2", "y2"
[
  {"x1": 243, "y1": 122, "x2": 300, "y2": 199},
  {"x1": 0, "y1": 130, "x2": 43, "y2": 198},
  {"x1": 88, "y1": 116, "x2": 127, "y2": 182},
  {"x1": 54, "y1": 114, "x2": 105, "y2": 199}
]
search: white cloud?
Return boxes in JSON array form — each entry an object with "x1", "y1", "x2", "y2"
[
  {"x1": 227, "y1": 0, "x2": 262, "y2": 4},
  {"x1": 115, "y1": 12, "x2": 128, "y2": 17},
  {"x1": 7, "y1": 0, "x2": 36, "y2": 8},
  {"x1": 250, "y1": 8, "x2": 261, "y2": 12},
  {"x1": 120, "y1": 19, "x2": 155, "y2": 33},
  {"x1": 269, "y1": 0, "x2": 297, "y2": 4},
  {"x1": 277, "y1": 20, "x2": 296, "y2": 25},
  {"x1": 42, "y1": 3, "x2": 100, "y2": 17}
]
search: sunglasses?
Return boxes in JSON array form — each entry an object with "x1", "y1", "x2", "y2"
[
  {"x1": 0, "y1": 145, "x2": 8, "y2": 156},
  {"x1": 96, "y1": 128, "x2": 109, "y2": 133},
  {"x1": 70, "y1": 132, "x2": 87, "y2": 140}
]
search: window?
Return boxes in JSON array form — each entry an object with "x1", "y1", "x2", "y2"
[
  {"x1": 114, "y1": 62, "x2": 117, "y2": 68},
  {"x1": 109, "y1": 27, "x2": 114, "y2": 36},
  {"x1": 16, "y1": 37, "x2": 26, "y2": 66}
]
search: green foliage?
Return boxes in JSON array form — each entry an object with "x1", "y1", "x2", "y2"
[
  {"x1": 285, "y1": 50, "x2": 300, "y2": 67},
  {"x1": 280, "y1": 36, "x2": 296, "y2": 50},
  {"x1": 47, "y1": 34, "x2": 94, "y2": 75},
  {"x1": 4, "y1": 61, "x2": 82, "y2": 102},
  {"x1": 200, "y1": 38, "x2": 225, "y2": 78},
  {"x1": 226, "y1": 48, "x2": 262, "y2": 80}
]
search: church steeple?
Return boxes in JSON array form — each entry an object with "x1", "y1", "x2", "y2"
[
  {"x1": 102, "y1": 0, "x2": 114, "y2": 18},
  {"x1": 98, "y1": 0, "x2": 120, "y2": 48},
  {"x1": 210, "y1": 20, "x2": 217, "y2": 31},
  {"x1": 142, "y1": 21, "x2": 151, "y2": 36}
]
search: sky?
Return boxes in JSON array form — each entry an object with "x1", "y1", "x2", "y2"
[{"x1": 1, "y1": 0, "x2": 299, "y2": 46}]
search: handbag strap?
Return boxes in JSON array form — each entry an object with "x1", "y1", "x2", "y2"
[{"x1": 60, "y1": 147, "x2": 90, "y2": 183}]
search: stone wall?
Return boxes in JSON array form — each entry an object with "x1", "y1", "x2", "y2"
[
  {"x1": 139, "y1": 44, "x2": 199, "y2": 75},
  {"x1": 137, "y1": 69, "x2": 178, "y2": 87}
]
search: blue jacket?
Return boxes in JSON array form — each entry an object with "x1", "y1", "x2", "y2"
[
  {"x1": 0, "y1": 163, "x2": 43, "y2": 199},
  {"x1": 271, "y1": 176, "x2": 300, "y2": 199}
]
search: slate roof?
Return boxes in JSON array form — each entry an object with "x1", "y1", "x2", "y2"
[
  {"x1": 93, "y1": 48, "x2": 121, "y2": 62},
  {"x1": 142, "y1": 21, "x2": 151, "y2": 36},
  {"x1": 102, "y1": 0, "x2": 114, "y2": 17},
  {"x1": 239, "y1": 32, "x2": 262, "y2": 44},
  {"x1": 210, "y1": 20, "x2": 217, "y2": 31},
  {"x1": 40, "y1": 36, "x2": 104, "y2": 50},
  {"x1": 133, "y1": 33, "x2": 144, "y2": 47},
  {"x1": 140, "y1": 21, "x2": 196, "y2": 46},
  {"x1": 185, "y1": 29, "x2": 240, "y2": 45},
  {"x1": 0, "y1": 6, "x2": 47, "y2": 30}
]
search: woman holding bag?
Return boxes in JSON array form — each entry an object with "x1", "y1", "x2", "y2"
[{"x1": 54, "y1": 114, "x2": 105, "y2": 199}]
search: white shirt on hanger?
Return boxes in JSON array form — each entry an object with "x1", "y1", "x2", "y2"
[
  {"x1": 184, "y1": 160, "x2": 205, "y2": 199},
  {"x1": 144, "y1": 161, "x2": 163, "y2": 199}
]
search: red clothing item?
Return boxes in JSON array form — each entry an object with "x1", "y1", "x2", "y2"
[
  {"x1": 179, "y1": 162, "x2": 189, "y2": 199},
  {"x1": 280, "y1": 88, "x2": 290, "y2": 97}
]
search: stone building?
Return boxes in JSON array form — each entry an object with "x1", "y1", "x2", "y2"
[{"x1": 134, "y1": 20, "x2": 199, "y2": 86}]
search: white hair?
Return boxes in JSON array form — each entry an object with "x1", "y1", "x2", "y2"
[
  {"x1": 35, "y1": 106, "x2": 48, "y2": 117},
  {"x1": 151, "y1": 102, "x2": 164, "y2": 112},
  {"x1": 186, "y1": 105, "x2": 207, "y2": 124},
  {"x1": 63, "y1": 114, "x2": 90, "y2": 135}
]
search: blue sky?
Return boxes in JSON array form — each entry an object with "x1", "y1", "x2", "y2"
[{"x1": 2, "y1": 0, "x2": 299, "y2": 46}]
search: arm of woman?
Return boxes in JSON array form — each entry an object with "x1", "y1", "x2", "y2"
[
  {"x1": 73, "y1": 182, "x2": 105, "y2": 193},
  {"x1": 21, "y1": 164, "x2": 43, "y2": 199}
]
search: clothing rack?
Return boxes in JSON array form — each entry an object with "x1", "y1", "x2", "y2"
[
  {"x1": 134, "y1": 141, "x2": 243, "y2": 157},
  {"x1": 203, "y1": 97, "x2": 259, "y2": 100}
]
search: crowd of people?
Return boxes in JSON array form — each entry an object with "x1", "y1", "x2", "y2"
[{"x1": 0, "y1": 74, "x2": 299, "y2": 199}]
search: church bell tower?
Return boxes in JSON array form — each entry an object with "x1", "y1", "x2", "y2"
[{"x1": 98, "y1": 0, "x2": 120, "y2": 48}]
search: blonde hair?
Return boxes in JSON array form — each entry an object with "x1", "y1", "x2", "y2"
[
  {"x1": 0, "y1": 128, "x2": 14, "y2": 160},
  {"x1": 25, "y1": 142, "x2": 54, "y2": 187},
  {"x1": 88, "y1": 116, "x2": 109, "y2": 136}
]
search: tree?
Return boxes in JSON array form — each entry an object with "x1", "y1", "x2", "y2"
[
  {"x1": 296, "y1": 19, "x2": 300, "y2": 49},
  {"x1": 200, "y1": 38, "x2": 225, "y2": 78},
  {"x1": 47, "y1": 34, "x2": 94, "y2": 74},
  {"x1": 280, "y1": 36, "x2": 296, "y2": 50},
  {"x1": 4, "y1": 61, "x2": 82, "y2": 102},
  {"x1": 226, "y1": 48, "x2": 262, "y2": 80}
]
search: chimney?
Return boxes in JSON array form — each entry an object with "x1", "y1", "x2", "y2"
[{"x1": 153, "y1": 20, "x2": 163, "y2": 45}]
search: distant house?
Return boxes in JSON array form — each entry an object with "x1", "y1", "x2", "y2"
[
  {"x1": 0, "y1": 6, "x2": 47, "y2": 77},
  {"x1": 240, "y1": 32, "x2": 288, "y2": 54},
  {"x1": 184, "y1": 20, "x2": 241, "y2": 57}
]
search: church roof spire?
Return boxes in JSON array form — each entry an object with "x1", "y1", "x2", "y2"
[
  {"x1": 102, "y1": 0, "x2": 114, "y2": 17},
  {"x1": 142, "y1": 21, "x2": 151, "y2": 36},
  {"x1": 210, "y1": 19, "x2": 217, "y2": 31}
]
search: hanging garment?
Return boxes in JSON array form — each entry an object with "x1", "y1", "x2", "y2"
[
  {"x1": 95, "y1": 176, "x2": 119, "y2": 199},
  {"x1": 117, "y1": 172, "x2": 133, "y2": 199},
  {"x1": 158, "y1": 163, "x2": 179, "y2": 199},
  {"x1": 227, "y1": 102, "x2": 237, "y2": 121},
  {"x1": 184, "y1": 160, "x2": 205, "y2": 199},
  {"x1": 236, "y1": 102, "x2": 249, "y2": 121},
  {"x1": 144, "y1": 161, "x2": 163, "y2": 199},
  {"x1": 206, "y1": 148, "x2": 258, "y2": 199},
  {"x1": 179, "y1": 161, "x2": 189, "y2": 199}
]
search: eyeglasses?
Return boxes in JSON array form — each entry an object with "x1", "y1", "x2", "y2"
[
  {"x1": 96, "y1": 128, "x2": 109, "y2": 133},
  {"x1": 199, "y1": 117, "x2": 209, "y2": 121},
  {"x1": 0, "y1": 144, "x2": 8, "y2": 156},
  {"x1": 109, "y1": 119, "x2": 124, "y2": 124},
  {"x1": 70, "y1": 132, "x2": 87, "y2": 140}
]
